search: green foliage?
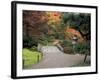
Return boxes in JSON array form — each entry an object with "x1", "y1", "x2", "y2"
[
  {"x1": 61, "y1": 40, "x2": 72, "y2": 47},
  {"x1": 23, "y1": 36, "x2": 38, "y2": 48},
  {"x1": 62, "y1": 13, "x2": 90, "y2": 28},
  {"x1": 75, "y1": 42, "x2": 90, "y2": 55},
  {"x1": 62, "y1": 13, "x2": 91, "y2": 40},
  {"x1": 38, "y1": 35, "x2": 53, "y2": 45},
  {"x1": 61, "y1": 40, "x2": 73, "y2": 54},
  {"x1": 22, "y1": 48, "x2": 43, "y2": 69}
]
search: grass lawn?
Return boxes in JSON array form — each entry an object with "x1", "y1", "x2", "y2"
[{"x1": 22, "y1": 48, "x2": 43, "y2": 69}]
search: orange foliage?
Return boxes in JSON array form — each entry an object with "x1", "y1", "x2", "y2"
[
  {"x1": 65, "y1": 28, "x2": 84, "y2": 42},
  {"x1": 46, "y1": 12, "x2": 61, "y2": 25},
  {"x1": 66, "y1": 28, "x2": 82, "y2": 37}
]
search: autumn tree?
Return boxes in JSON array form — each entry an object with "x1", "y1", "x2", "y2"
[
  {"x1": 62, "y1": 12, "x2": 91, "y2": 62},
  {"x1": 46, "y1": 12, "x2": 66, "y2": 40},
  {"x1": 23, "y1": 10, "x2": 48, "y2": 48},
  {"x1": 62, "y1": 12, "x2": 91, "y2": 41},
  {"x1": 23, "y1": 10, "x2": 48, "y2": 36}
]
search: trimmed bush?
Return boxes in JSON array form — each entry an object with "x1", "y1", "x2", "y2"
[
  {"x1": 61, "y1": 40, "x2": 72, "y2": 47},
  {"x1": 22, "y1": 48, "x2": 43, "y2": 69},
  {"x1": 23, "y1": 36, "x2": 38, "y2": 48},
  {"x1": 75, "y1": 42, "x2": 90, "y2": 55},
  {"x1": 61, "y1": 40, "x2": 74, "y2": 54},
  {"x1": 63, "y1": 46, "x2": 74, "y2": 54}
]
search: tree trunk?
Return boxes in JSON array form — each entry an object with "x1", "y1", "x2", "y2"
[
  {"x1": 78, "y1": 29, "x2": 90, "y2": 41},
  {"x1": 84, "y1": 54, "x2": 88, "y2": 63}
]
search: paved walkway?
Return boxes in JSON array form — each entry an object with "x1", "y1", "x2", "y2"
[{"x1": 31, "y1": 46, "x2": 90, "y2": 69}]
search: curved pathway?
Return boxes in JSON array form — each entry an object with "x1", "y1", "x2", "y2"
[{"x1": 31, "y1": 46, "x2": 90, "y2": 69}]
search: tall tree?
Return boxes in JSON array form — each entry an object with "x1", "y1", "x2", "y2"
[
  {"x1": 62, "y1": 12, "x2": 91, "y2": 41},
  {"x1": 62, "y1": 12, "x2": 91, "y2": 62},
  {"x1": 23, "y1": 10, "x2": 48, "y2": 48},
  {"x1": 23, "y1": 10, "x2": 47, "y2": 37}
]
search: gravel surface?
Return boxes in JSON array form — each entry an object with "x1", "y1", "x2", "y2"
[{"x1": 30, "y1": 46, "x2": 90, "y2": 69}]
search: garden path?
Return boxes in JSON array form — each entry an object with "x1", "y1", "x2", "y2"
[{"x1": 32, "y1": 46, "x2": 90, "y2": 69}]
